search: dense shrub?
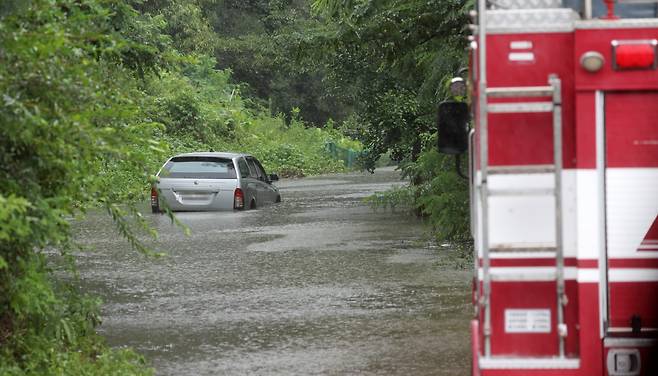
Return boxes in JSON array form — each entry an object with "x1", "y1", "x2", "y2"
[
  {"x1": 0, "y1": 1, "x2": 361, "y2": 374},
  {"x1": 236, "y1": 116, "x2": 350, "y2": 177},
  {"x1": 365, "y1": 149, "x2": 471, "y2": 243},
  {"x1": 0, "y1": 0, "x2": 159, "y2": 373}
]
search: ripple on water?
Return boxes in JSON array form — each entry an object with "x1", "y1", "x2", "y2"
[{"x1": 72, "y1": 167, "x2": 471, "y2": 375}]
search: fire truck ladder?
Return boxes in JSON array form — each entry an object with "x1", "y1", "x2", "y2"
[{"x1": 476, "y1": 2, "x2": 567, "y2": 361}]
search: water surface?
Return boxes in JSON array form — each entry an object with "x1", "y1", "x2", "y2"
[{"x1": 74, "y1": 167, "x2": 471, "y2": 375}]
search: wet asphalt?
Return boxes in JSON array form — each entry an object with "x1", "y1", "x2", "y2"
[{"x1": 73, "y1": 167, "x2": 472, "y2": 375}]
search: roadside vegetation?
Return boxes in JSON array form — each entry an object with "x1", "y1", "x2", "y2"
[
  {"x1": 305, "y1": 0, "x2": 472, "y2": 244},
  {"x1": 0, "y1": 0, "x2": 470, "y2": 374},
  {"x1": 198, "y1": 0, "x2": 472, "y2": 243},
  {"x1": 0, "y1": 0, "x2": 358, "y2": 374}
]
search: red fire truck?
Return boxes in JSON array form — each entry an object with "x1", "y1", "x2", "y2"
[{"x1": 438, "y1": 1, "x2": 658, "y2": 375}]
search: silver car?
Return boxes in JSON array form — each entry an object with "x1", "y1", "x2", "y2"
[{"x1": 151, "y1": 152, "x2": 280, "y2": 213}]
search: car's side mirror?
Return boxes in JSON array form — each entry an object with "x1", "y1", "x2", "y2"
[
  {"x1": 437, "y1": 101, "x2": 469, "y2": 155},
  {"x1": 268, "y1": 173, "x2": 279, "y2": 182}
]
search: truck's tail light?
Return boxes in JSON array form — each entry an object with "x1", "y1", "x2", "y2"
[
  {"x1": 234, "y1": 188, "x2": 244, "y2": 209},
  {"x1": 612, "y1": 40, "x2": 657, "y2": 70}
]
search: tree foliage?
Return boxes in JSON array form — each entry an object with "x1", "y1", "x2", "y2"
[
  {"x1": 0, "y1": 0, "x2": 360, "y2": 373},
  {"x1": 306, "y1": 0, "x2": 472, "y2": 241},
  {"x1": 202, "y1": 0, "x2": 350, "y2": 125},
  {"x1": 304, "y1": 0, "x2": 469, "y2": 162},
  {"x1": 0, "y1": 1, "x2": 163, "y2": 373}
]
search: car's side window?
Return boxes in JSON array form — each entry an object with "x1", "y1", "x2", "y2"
[
  {"x1": 253, "y1": 159, "x2": 268, "y2": 182},
  {"x1": 246, "y1": 157, "x2": 263, "y2": 180},
  {"x1": 237, "y1": 158, "x2": 250, "y2": 179}
]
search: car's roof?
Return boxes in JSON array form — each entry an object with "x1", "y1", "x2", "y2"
[{"x1": 172, "y1": 152, "x2": 251, "y2": 159}]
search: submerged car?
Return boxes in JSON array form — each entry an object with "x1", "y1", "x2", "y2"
[{"x1": 151, "y1": 152, "x2": 281, "y2": 213}]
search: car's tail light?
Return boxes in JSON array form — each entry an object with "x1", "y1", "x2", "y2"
[
  {"x1": 234, "y1": 188, "x2": 244, "y2": 209},
  {"x1": 150, "y1": 186, "x2": 158, "y2": 206}
]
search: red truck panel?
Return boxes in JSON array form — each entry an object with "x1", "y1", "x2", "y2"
[{"x1": 486, "y1": 33, "x2": 576, "y2": 168}]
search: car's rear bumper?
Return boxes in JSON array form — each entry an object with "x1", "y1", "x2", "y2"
[{"x1": 159, "y1": 190, "x2": 235, "y2": 211}]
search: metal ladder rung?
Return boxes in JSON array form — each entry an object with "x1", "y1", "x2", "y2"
[
  {"x1": 488, "y1": 165, "x2": 555, "y2": 174},
  {"x1": 490, "y1": 245, "x2": 557, "y2": 253},
  {"x1": 489, "y1": 270, "x2": 560, "y2": 282},
  {"x1": 487, "y1": 187, "x2": 555, "y2": 197},
  {"x1": 479, "y1": 356, "x2": 580, "y2": 370},
  {"x1": 489, "y1": 102, "x2": 554, "y2": 114},
  {"x1": 486, "y1": 86, "x2": 554, "y2": 98}
]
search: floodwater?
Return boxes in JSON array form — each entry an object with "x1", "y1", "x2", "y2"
[{"x1": 73, "y1": 167, "x2": 472, "y2": 375}]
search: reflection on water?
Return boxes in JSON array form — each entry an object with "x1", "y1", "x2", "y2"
[{"x1": 72, "y1": 167, "x2": 471, "y2": 375}]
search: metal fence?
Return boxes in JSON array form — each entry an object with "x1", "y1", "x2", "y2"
[{"x1": 324, "y1": 141, "x2": 362, "y2": 168}]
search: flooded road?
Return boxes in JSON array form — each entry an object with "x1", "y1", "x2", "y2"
[{"x1": 74, "y1": 167, "x2": 472, "y2": 375}]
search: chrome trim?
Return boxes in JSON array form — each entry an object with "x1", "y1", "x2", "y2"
[
  {"x1": 607, "y1": 327, "x2": 658, "y2": 333},
  {"x1": 509, "y1": 52, "x2": 536, "y2": 61},
  {"x1": 488, "y1": 165, "x2": 556, "y2": 174},
  {"x1": 486, "y1": 86, "x2": 553, "y2": 98},
  {"x1": 487, "y1": 9, "x2": 579, "y2": 34},
  {"x1": 488, "y1": 187, "x2": 555, "y2": 196},
  {"x1": 510, "y1": 40, "x2": 533, "y2": 50},
  {"x1": 489, "y1": 0, "x2": 562, "y2": 9},
  {"x1": 478, "y1": 266, "x2": 579, "y2": 282},
  {"x1": 477, "y1": 0, "x2": 492, "y2": 358},
  {"x1": 469, "y1": 129, "x2": 476, "y2": 239},
  {"x1": 490, "y1": 245, "x2": 557, "y2": 252},
  {"x1": 605, "y1": 337, "x2": 658, "y2": 347},
  {"x1": 596, "y1": 90, "x2": 609, "y2": 339},
  {"x1": 550, "y1": 74, "x2": 565, "y2": 358},
  {"x1": 489, "y1": 102, "x2": 554, "y2": 113},
  {"x1": 469, "y1": 129, "x2": 479, "y2": 318},
  {"x1": 480, "y1": 357, "x2": 580, "y2": 369},
  {"x1": 470, "y1": 41, "x2": 478, "y2": 83},
  {"x1": 490, "y1": 251, "x2": 558, "y2": 258},
  {"x1": 576, "y1": 18, "x2": 658, "y2": 29}
]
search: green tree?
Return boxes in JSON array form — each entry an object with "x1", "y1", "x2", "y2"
[
  {"x1": 129, "y1": 0, "x2": 216, "y2": 55},
  {"x1": 306, "y1": 0, "x2": 469, "y2": 163},
  {"x1": 0, "y1": 1, "x2": 168, "y2": 373},
  {"x1": 202, "y1": 0, "x2": 349, "y2": 125},
  {"x1": 307, "y1": 0, "x2": 472, "y2": 241}
]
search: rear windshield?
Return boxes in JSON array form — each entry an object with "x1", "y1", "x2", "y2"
[{"x1": 159, "y1": 157, "x2": 237, "y2": 179}]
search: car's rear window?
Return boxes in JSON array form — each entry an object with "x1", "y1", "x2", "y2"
[{"x1": 159, "y1": 157, "x2": 237, "y2": 179}]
